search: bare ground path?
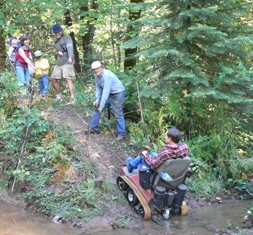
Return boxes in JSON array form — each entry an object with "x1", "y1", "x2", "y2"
[
  {"x1": 51, "y1": 105, "x2": 128, "y2": 184},
  {"x1": 50, "y1": 104, "x2": 145, "y2": 233}
]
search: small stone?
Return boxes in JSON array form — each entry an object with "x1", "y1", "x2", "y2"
[{"x1": 216, "y1": 197, "x2": 222, "y2": 202}]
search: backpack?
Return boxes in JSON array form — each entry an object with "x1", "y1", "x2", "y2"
[{"x1": 7, "y1": 37, "x2": 19, "y2": 64}]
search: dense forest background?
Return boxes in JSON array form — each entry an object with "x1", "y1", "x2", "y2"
[{"x1": 0, "y1": 0, "x2": 253, "y2": 216}]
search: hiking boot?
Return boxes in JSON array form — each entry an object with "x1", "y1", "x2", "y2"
[
  {"x1": 55, "y1": 95, "x2": 63, "y2": 101},
  {"x1": 66, "y1": 97, "x2": 77, "y2": 105},
  {"x1": 84, "y1": 128, "x2": 100, "y2": 134},
  {"x1": 116, "y1": 135, "x2": 125, "y2": 141}
]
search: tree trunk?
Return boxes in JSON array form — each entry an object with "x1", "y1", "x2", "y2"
[
  {"x1": 64, "y1": 10, "x2": 81, "y2": 73},
  {"x1": 81, "y1": 0, "x2": 98, "y2": 72},
  {"x1": 0, "y1": 36, "x2": 6, "y2": 73},
  {"x1": 124, "y1": 0, "x2": 144, "y2": 71}
]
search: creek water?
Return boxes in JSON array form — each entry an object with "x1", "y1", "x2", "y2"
[
  {"x1": 0, "y1": 198, "x2": 252, "y2": 235},
  {"x1": 0, "y1": 199, "x2": 80, "y2": 235}
]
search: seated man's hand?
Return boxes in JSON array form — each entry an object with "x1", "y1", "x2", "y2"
[{"x1": 141, "y1": 150, "x2": 149, "y2": 156}]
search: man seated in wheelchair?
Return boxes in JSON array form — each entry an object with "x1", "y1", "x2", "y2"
[{"x1": 126, "y1": 127, "x2": 189, "y2": 173}]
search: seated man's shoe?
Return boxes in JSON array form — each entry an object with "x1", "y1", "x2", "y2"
[
  {"x1": 116, "y1": 135, "x2": 125, "y2": 141},
  {"x1": 126, "y1": 157, "x2": 133, "y2": 173},
  {"x1": 85, "y1": 128, "x2": 100, "y2": 134}
]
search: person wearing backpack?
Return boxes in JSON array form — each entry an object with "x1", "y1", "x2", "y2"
[
  {"x1": 51, "y1": 24, "x2": 76, "y2": 105},
  {"x1": 7, "y1": 37, "x2": 18, "y2": 66},
  {"x1": 34, "y1": 50, "x2": 49, "y2": 97},
  {"x1": 15, "y1": 33, "x2": 35, "y2": 98}
]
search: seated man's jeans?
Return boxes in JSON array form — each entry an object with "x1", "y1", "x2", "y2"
[{"x1": 128, "y1": 152, "x2": 158, "y2": 170}]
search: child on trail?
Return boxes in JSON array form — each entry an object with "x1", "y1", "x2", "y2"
[
  {"x1": 126, "y1": 127, "x2": 189, "y2": 172},
  {"x1": 34, "y1": 50, "x2": 49, "y2": 97}
]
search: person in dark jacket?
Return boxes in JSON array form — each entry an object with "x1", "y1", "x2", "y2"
[{"x1": 51, "y1": 24, "x2": 76, "y2": 104}]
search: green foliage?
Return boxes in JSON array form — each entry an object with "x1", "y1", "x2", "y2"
[
  {"x1": 250, "y1": 206, "x2": 253, "y2": 215},
  {"x1": 0, "y1": 71, "x2": 20, "y2": 115},
  {"x1": 128, "y1": 97, "x2": 174, "y2": 149},
  {"x1": 0, "y1": 105, "x2": 53, "y2": 154},
  {"x1": 123, "y1": 0, "x2": 253, "y2": 135},
  {"x1": 187, "y1": 175, "x2": 226, "y2": 200},
  {"x1": 22, "y1": 169, "x2": 119, "y2": 221},
  {"x1": 188, "y1": 157, "x2": 210, "y2": 180},
  {"x1": 189, "y1": 127, "x2": 253, "y2": 179},
  {"x1": 226, "y1": 178, "x2": 253, "y2": 199}
]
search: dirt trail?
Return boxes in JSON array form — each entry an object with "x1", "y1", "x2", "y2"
[
  {"x1": 51, "y1": 105, "x2": 127, "y2": 184},
  {"x1": 51, "y1": 105, "x2": 144, "y2": 232}
]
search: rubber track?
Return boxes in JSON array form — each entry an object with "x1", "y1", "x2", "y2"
[{"x1": 121, "y1": 175, "x2": 151, "y2": 220}]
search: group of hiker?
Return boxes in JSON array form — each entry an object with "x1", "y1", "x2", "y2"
[
  {"x1": 7, "y1": 24, "x2": 76, "y2": 104},
  {"x1": 7, "y1": 24, "x2": 126, "y2": 141},
  {"x1": 6, "y1": 24, "x2": 189, "y2": 168}
]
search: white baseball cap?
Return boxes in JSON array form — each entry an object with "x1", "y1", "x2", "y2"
[
  {"x1": 91, "y1": 61, "x2": 102, "y2": 69},
  {"x1": 34, "y1": 50, "x2": 42, "y2": 57}
]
